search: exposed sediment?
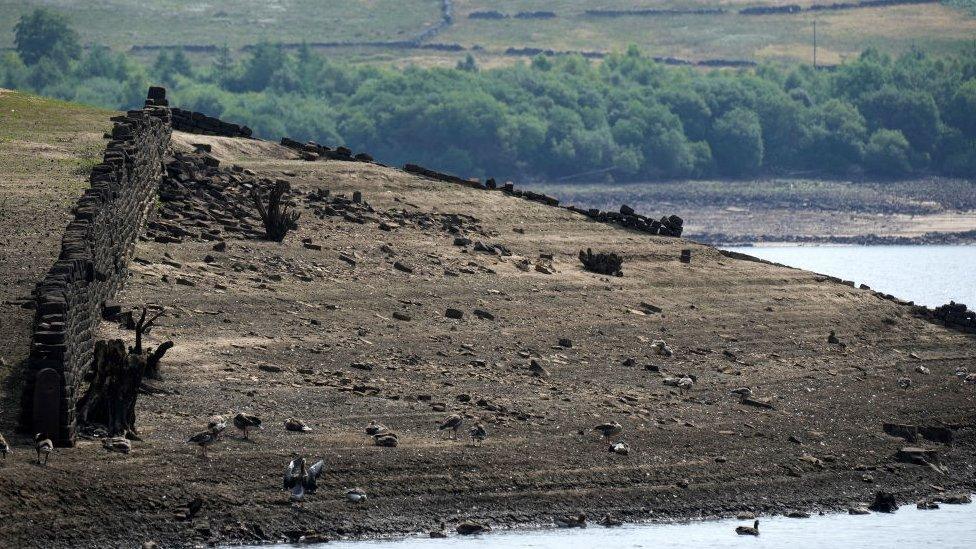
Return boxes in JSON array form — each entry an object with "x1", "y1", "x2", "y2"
[{"x1": 0, "y1": 97, "x2": 974, "y2": 549}]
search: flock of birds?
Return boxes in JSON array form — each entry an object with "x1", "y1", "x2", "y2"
[{"x1": 0, "y1": 412, "x2": 761, "y2": 536}]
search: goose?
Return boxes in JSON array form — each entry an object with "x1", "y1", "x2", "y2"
[
  {"x1": 554, "y1": 514, "x2": 587, "y2": 528},
  {"x1": 469, "y1": 423, "x2": 488, "y2": 445},
  {"x1": 234, "y1": 412, "x2": 262, "y2": 439},
  {"x1": 207, "y1": 415, "x2": 227, "y2": 434},
  {"x1": 284, "y1": 417, "x2": 311, "y2": 432},
  {"x1": 374, "y1": 432, "x2": 399, "y2": 447},
  {"x1": 346, "y1": 488, "x2": 367, "y2": 503},
  {"x1": 599, "y1": 513, "x2": 623, "y2": 527},
  {"x1": 35, "y1": 433, "x2": 53, "y2": 465},
  {"x1": 187, "y1": 427, "x2": 220, "y2": 459},
  {"x1": 365, "y1": 421, "x2": 387, "y2": 436},
  {"x1": 0, "y1": 432, "x2": 9, "y2": 462},
  {"x1": 429, "y1": 522, "x2": 448, "y2": 538},
  {"x1": 438, "y1": 414, "x2": 463, "y2": 439},
  {"x1": 730, "y1": 387, "x2": 752, "y2": 401},
  {"x1": 736, "y1": 519, "x2": 760, "y2": 536},
  {"x1": 456, "y1": 521, "x2": 491, "y2": 535},
  {"x1": 593, "y1": 421, "x2": 622, "y2": 441},
  {"x1": 609, "y1": 441, "x2": 630, "y2": 455},
  {"x1": 283, "y1": 456, "x2": 325, "y2": 502}
]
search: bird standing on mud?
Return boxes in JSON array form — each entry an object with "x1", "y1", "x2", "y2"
[
  {"x1": 34, "y1": 433, "x2": 53, "y2": 465},
  {"x1": 187, "y1": 427, "x2": 220, "y2": 459},
  {"x1": 736, "y1": 519, "x2": 760, "y2": 536},
  {"x1": 283, "y1": 456, "x2": 325, "y2": 502},
  {"x1": 0, "y1": 432, "x2": 9, "y2": 462},
  {"x1": 365, "y1": 421, "x2": 388, "y2": 436},
  {"x1": 594, "y1": 421, "x2": 622, "y2": 441},
  {"x1": 469, "y1": 422, "x2": 488, "y2": 445},
  {"x1": 234, "y1": 412, "x2": 262, "y2": 439},
  {"x1": 439, "y1": 414, "x2": 463, "y2": 439}
]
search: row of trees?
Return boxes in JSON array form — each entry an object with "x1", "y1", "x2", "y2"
[{"x1": 3, "y1": 8, "x2": 976, "y2": 181}]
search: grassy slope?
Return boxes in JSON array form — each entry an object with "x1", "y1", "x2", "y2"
[
  {"x1": 0, "y1": 0, "x2": 443, "y2": 50},
  {"x1": 0, "y1": 90, "x2": 113, "y2": 430},
  {"x1": 1, "y1": 0, "x2": 974, "y2": 65}
]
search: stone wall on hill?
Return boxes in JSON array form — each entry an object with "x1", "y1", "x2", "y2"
[
  {"x1": 402, "y1": 164, "x2": 684, "y2": 237},
  {"x1": 20, "y1": 91, "x2": 172, "y2": 447},
  {"x1": 170, "y1": 107, "x2": 253, "y2": 138}
]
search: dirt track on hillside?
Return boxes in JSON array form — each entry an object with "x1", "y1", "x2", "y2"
[{"x1": 0, "y1": 134, "x2": 974, "y2": 548}]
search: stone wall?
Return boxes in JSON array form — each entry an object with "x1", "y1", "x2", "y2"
[
  {"x1": 20, "y1": 91, "x2": 171, "y2": 446},
  {"x1": 171, "y1": 107, "x2": 252, "y2": 138},
  {"x1": 402, "y1": 164, "x2": 683, "y2": 237}
]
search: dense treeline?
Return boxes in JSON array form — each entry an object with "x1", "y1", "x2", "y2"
[{"x1": 3, "y1": 8, "x2": 976, "y2": 181}]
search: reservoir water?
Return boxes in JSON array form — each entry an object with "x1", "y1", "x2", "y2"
[
  {"x1": 251, "y1": 501, "x2": 976, "y2": 548},
  {"x1": 722, "y1": 245, "x2": 976, "y2": 308}
]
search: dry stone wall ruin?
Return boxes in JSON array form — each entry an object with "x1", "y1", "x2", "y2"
[{"x1": 20, "y1": 91, "x2": 171, "y2": 446}]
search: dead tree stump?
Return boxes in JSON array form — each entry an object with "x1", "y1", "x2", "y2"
[
  {"x1": 76, "y1": 308, "x2": 173, "y2": 439},
  {"x1": 252, "y1": 179, "x2": 300, "y2": 241},
  {"x1": 579, "y1": 248, "x2": 624, "y2": 276}
]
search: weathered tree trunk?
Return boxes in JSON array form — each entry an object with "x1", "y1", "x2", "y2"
[
  {"x1": 76, "y1": 308, "x2": 173, "y2": 438},
  {"x1": 252, "y1": 179, "x2": 300, "y2": 241}
]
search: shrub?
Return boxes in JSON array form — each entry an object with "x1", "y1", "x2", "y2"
[{"x1": 864, "y1": 129, "x2": 912, "y2": 176}]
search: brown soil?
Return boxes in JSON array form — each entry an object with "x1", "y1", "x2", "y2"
[{"x1": 0, "y1": 132, "x2": 974, "y2": 548}]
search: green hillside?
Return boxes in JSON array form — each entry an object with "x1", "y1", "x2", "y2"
[{"x1": 1, "y1": 1, "x2": 974, "y2": 65}]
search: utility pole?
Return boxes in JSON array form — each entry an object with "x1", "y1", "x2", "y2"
[{"x1": 813, "y1": 20, "x2": 818, "y2": 69}]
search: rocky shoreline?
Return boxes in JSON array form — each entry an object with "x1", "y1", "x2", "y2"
[{"x1": 692, "y1": 230, "x2": 976, "y2": 247}]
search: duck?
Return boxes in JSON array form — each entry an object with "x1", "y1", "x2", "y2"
[
  {"x1": 469, "y1": 423, "x2": 488, "y2": 445},
  {"x1": 283, "y1": 456, "x2": 325, "y2": 502},
  {"x1": 438, "y1": 414, "x2": 463, "y2": 439},
  {"x1": 234, "y1": 412, "x2": 262, "y2": 439},
  {"x1": 34, "y1": 433, "x2": 53, "y2": 465},
  {"x1": 455, "y1": 521, "x2": 491, "y2": 535},
  {"x1": 554, "y1": 514, "x2": 587, "y2": 528},
  {"x1": 284, "y1": 417, "x2": 311, "y2": 432},
  {"x1": 345, "y1": 488, "x2": 367, "y2": 503},
  {"x1": 593, "y1": 421, "x2": 622, "y2": 441},
  {"x1": 599, "y1": 513, "x2": 623, "y2": 527},
  {"x1": 736, "y1": 519, "x2": 760, "y2": 536},
  {"x1": 365, "y1": 421, "x2": 387, "y2": 436},
  {"x1": 187, "y1": 427, "x2": 220, "y2": 459},
  {"x1": 0, "y1": 432, "x2": 9, "y2": 462}
]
